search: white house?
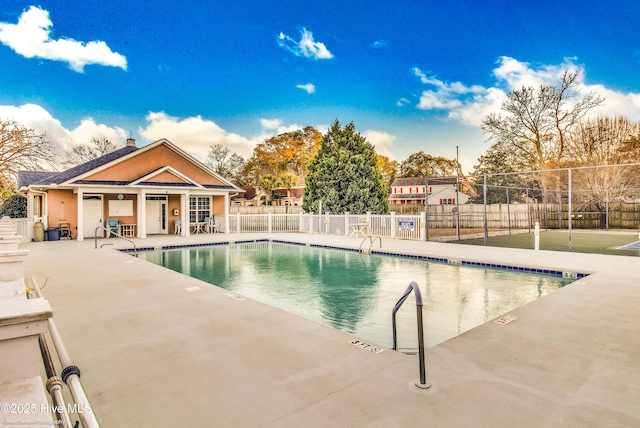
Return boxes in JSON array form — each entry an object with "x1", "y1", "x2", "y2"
[{"x1": 388, "y1": 176, "x2": 475, "y2": 205}]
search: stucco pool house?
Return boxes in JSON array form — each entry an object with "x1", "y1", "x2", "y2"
[{"x1": 19, "y1": 138, "x2": 242, "y2": 241}]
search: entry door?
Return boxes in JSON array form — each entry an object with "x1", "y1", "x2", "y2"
[
  {"x1": 145, "y1": 200, "x2": 166, "y2": 234},
  {"x1": 83, "y1": 197, "x2": 103, "y2": 238}
]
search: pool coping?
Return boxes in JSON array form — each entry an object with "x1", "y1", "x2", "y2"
[
  {"x1": 21, "y1": 233, "x2": 640, "y2": 426},
  {"x1": 130, "y1": 237, "x2": 589, "y2": 279}
]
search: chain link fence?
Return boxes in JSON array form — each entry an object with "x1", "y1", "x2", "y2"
[{"x1": 416, "y1": 163, "x2": 640, "y2": 256}]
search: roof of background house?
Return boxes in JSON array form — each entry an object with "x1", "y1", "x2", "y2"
[{"x1": 391, "y1": 176, "x2": 462, "y2": 187}]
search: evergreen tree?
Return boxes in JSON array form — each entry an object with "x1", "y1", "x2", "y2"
[{"x1": 303, "y1": 120, "x2": 388, "y2": 214}]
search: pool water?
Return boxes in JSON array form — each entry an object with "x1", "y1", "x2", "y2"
[{"x1": 138, "y1": 242, "x2": 574, "y2": 349}]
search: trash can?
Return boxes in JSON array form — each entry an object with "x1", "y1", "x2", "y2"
[
  {"x1": 46, "y1": 227, "x2": 60, "y2": 241},
  {"x1": 33, "y1": 221, "x2": 45, "y2": 242}
]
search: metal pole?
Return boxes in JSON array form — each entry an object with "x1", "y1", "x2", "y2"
[
  {"x1": 425, "y1": 177, "x2": 429, "y2": 241},
  {"x1": 32, "y1": 279, "x2": 100, "y2": 428},
  {"x1": 568, "y1": 168, "x2": 572, "y2": 252},
  {"x1": 527, "y1": 188, "x2": 531, "y2": 233},
  {"x1": 416, "y1": 305, "x2": 428, "y2": 388},
  {"x1": 483, "y1": 174, "x2": 488, "y2": 246},
  {"x1": 455, "y1": 146, "x2": 460, "y2": 241},
  {"x1": 605, "y1": 189, "x2": 609, "y2": 230},
  {"x1": 506, "y1": 187, "x2": 511, "y2": 235}
]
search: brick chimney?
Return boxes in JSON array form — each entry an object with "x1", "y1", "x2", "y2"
[{"x1": 126, "y1": 137, "x2": 136, "y2": 147}]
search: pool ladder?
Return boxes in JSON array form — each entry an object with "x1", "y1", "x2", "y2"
[
  {"x1": 359, "y1": 235, "x2": 382, "y2": 253},
  {"x1": 94, "y1": 226, "x2": 137, "y2": 256},
  {"x1": 392, "y1": 281, "x2": 430, "y2": 389}
]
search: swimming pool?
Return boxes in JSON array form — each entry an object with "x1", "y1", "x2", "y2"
[{"x1": 138, "y1": 241, "x2": 575, "y2": 349}]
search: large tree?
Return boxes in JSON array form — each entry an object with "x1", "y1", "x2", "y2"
[
  {"x1": 0, "y1": 119, "x2": 56, "y2": 194},
  {"x1": 376, "y1": 155, "x2": 399, "y2": 190},
  {"x1": 399, "y1": 151, "x2": 459, "y2": 177},
  {"x1": 64, "y1": 137, "x2": 117, "y2": 167},
  {"x1": 242, "y1": 126, "x2": 322, "y2": 185},
  {"x1": 303, "y1": 120, "x2": 388, "y2": 214},
  {"x1": 206, "y1": 144, "x2": 245, "y2": 184},
  {"x1": 481, "y1": 70, "x2": 604, "y2": 171}
]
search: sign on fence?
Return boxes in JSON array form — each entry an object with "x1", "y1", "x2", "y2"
[{"x1": 398, "y1": 219, "x2": 415, "y2": 231}]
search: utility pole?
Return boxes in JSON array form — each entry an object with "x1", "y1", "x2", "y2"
[{"x1": 455, "y1": 146, "x2": 460, "y2": 241}]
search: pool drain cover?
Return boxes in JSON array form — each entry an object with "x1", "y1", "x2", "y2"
[{"x1": 494, "y1": 315, "x2": 518, "y2": 325}]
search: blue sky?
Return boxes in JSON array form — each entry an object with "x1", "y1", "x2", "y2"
[{"x1": 1, "y1": 1, "x2": 640, "y2": 172}]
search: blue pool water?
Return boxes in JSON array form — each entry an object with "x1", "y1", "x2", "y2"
[{"x1": 138, "y1": 242, "x2": 575, "y2": 349}]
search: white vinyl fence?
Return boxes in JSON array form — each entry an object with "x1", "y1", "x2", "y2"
[{"x1": 222, "y1": 212, "x2": 426, "y2": 240}]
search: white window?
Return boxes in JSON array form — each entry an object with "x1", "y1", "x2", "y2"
[{"x1": 189, "y1": 197, "x2": 211, "y2": 222}]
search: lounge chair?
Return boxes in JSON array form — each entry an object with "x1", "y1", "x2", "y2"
[{"x1": 174, "y1": 218, "x2": 182, "y2": 234}]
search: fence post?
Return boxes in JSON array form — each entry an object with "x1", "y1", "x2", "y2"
[
  {"x1": 299, "y1": 212, "x2": 303, "y2": 233},
  {"x1": 391, "y1": 212, "x2": 396, "y2": 240},
  {"x1": 321, "y1": 213, "x2": 326, "y2": 234},
  {"x1": 268, "y1": 212, "x2": 273, "y2": 233},
  {"x1": 420, "y1": 211, "x2": 426, "y2": 241},
  {"x1": 344, "y1": 212, "x2": 350, "y2": 236},
  {"x1": 236, "y1": 212, "x2": 241, "y2": 233},
  {"x1": 534, "y1": 221, "x2": 540, "y2": 251}
]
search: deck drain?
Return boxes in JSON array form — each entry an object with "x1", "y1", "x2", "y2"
[
  {"x1": 226, "y1": 292, "x2": 246, "y2": 301},
  {"x1": 348, "y1": 339, "x2": 384, "y2": 354},
  {"x1": 494, "y1": 315, "x2": 518, "y2": 325}
]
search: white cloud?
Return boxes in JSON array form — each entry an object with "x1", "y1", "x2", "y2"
[
  {"x1": 396, "y1": 97, "x2": 410, "y2": 107},
  {"x1": 371, "y1": 40, "x2": 388, "y2": 49},
  {"x1": 413, "y1": 56, "x2": 640, "y2": 127},
  {"x1": 296, "y1": 83, "x2": 316, "y2": 94},
  {"x1": 0, "y1": 103, "x2": 127, "y2": 155},
  {"x1": 363, "y1": 130, "x2": 396, "y2": 159},
  {"x1": 140, "y1": 112, "x2": 256, "y2": 159},
  {"x1": 260, "y1": 118, "x2": 282, "y2": 130},
  {"x1": 278, "y1": 28, "x2": 334, "y2": 60},
  {"x1": 0, "y1": 6, "x2": 127, "y2": 72}
]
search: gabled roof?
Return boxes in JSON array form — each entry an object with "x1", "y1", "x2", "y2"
[
  {"x1": 19, "y1": 139, "x2": 242, "y2": 192},
  {"x1": 391, "y1": 176, "x2": 460, "y2": 187}
]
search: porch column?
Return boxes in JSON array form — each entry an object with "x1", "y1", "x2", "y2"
[
  {"x1": 137, "y1": 190, "x2": 147, "y2": 239},
  {"x1": 76, "y1": 188, "x2": 84, "y2": 241},
  {"x1": 180, "y1": 193, "x2": 187, "y2": 236},
  {"x1": 224, "y1": 193, "x2": 230, "y2": 234}
]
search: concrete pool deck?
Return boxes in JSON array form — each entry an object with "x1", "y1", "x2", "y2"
[{"x1": 21, "y1": 233, "x2": 640, "y2": 427}]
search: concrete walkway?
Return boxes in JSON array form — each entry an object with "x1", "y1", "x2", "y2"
[{"x1": 21, "y1": 233, "x2": 640, "y2": 427}]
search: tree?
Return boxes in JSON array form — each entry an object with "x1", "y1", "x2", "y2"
[
  {"x1": 206, "y1": 144, "x2": 245, "y2": 184},
  {"x1": 279, "y1": 172, "x2": 298, "y2": 199},
  {"x1": 0, "y1": 119, "x2": 56, "y2": 193},
  {"x1": 481, "y1": 70, "x2": 604, "y2": 171},
  {"x1": 258, "y1": 174, "x2": 277, "y2": 205},
  {"x1": 303, "y1": 120, "x2": 388, "y2": 214},
  {"x1": 242, "y1": 126, "x2": 322, "y2": 185},
  {"x1": 64, "y1": 137, "x2": 117, "y2": 167},
  {"x1": 376, "y1": 155, "x2": 399, "y2": 190},
  {"x1": 0, "y1": 194, "x2": 27, "y2": 218},
  {"x1": 470, "y1": 146, "x2": 538, "y2": 204},
  {"x1": 399, "y1": 151, "x2": 459, "y2": 177}
]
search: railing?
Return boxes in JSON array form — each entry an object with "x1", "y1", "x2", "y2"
[
  {"x1": 94, "y1": 226, "x2": 137, "y2": 256},
  {"x1": 29, "y1": 277, "x2": 100, "y2": 427},
  {"x1": 392, "y1": 281, "x2": 430, "y2": 389},
  {"x1": 358, "y1": 235, "x2": 382, "y2": 253}
]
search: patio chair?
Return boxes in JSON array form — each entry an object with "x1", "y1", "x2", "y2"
[
  {"x1": 204, "y1": 216, "x2": 217, "y2": 233},
  {"x1": 174, "y1": 218, "x2": 182, "y2": 234},
  {"x1": 106, "y1": 218, "x2": 119, "y2": 237}
]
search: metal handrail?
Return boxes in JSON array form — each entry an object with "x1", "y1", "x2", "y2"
[
  {"x1": 392, "y1": 281, "x2": 430, "y2": 389},
  {"x1": 94, "y1": 226, "x2": 136, "y2": 256},
  {"x1": 30, "y1": 277, "x2": 101, "y2": 427},
  {"x1": 358, "y1": 235, "x2": 382, "y2": 253}
]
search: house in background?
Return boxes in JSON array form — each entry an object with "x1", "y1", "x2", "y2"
[
  {"x1": 389, "y1": 176, "x2": 475, "y2": 206},
  {"x1": 19, "y1": 138, "x2": 242, "y2": 241},
  {"x1": 232, "y1": 177, "x2": 305, "y2": 206}
]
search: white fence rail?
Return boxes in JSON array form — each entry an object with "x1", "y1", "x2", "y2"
[
  {"x1": 221, "y1": 212, "x2": 427, "y2": 240},
  {"x1": 9, "y1": 218, "x2": 33, "y2": 243}
]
